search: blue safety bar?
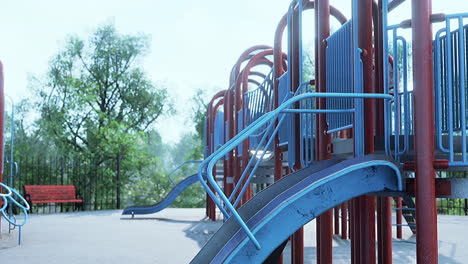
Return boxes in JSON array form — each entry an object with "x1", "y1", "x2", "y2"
[
  {"x1": 384, "y1": 24, "x2": 412, "y2": 160},
  {"x1": 0, "y1": 182, "x2": 30, "y2": 245}
]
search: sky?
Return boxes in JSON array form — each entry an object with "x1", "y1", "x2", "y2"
[{"x1": 0, "y1": 0, "x2": 464, "y2": 144}]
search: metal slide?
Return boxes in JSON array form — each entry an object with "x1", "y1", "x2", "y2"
[
  {"x1": 191, "y1": 155, "x2": 401, "y2": 263},
  {"x1": 122, "y1": 174, "x2": 199, "y2": 216}
]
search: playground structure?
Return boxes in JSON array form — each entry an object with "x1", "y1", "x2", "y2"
[
  {"x1": 0, "y1": 0, "x2": 467, "y2": 262},
  {"x1": 193, "y1": 0, "x2": 468, "y2": 263}
]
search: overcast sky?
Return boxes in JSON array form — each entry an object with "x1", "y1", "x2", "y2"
[{"x1": 0, "y1": 0, "x2": 463, "y2": 143}]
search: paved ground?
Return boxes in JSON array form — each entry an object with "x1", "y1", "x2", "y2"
[{"x1": 0, "y1": 208, "x2": 467, "y2": 263}]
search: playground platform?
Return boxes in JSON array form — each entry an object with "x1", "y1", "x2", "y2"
[{"x1": 0, "y1": 208, "x2": 466, "y2": 264}]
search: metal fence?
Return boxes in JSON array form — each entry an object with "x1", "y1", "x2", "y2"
[
  {"x1": 437, "y1": 171, "x2": 468, "y2": 215},
  {"x1": 6, "y1": 155, "x2": 121, "y2": 213},
  {"x1": 4, "y1": 155, "x2": 467, "y2": 215}
]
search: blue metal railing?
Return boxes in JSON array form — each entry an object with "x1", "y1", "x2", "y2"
[
  {"x1": 196, "y1": 0, "x2": 392, "y2": 249},
  {"x1": 198, "y1": 91, "x2": 393, "y2": 249},
  {"x1": 383, "y1": 0, "x2": 468, "y2": 166},
  {"x1": 383, "y1": 23, "x2": 412, "y2": 160},
  {"x1": 199, "y1": 0, "x2": 402, "y2": 250},
  {"x1": 0, "y1": 182, "x2": 29, "y2": 245},
  {"x1": 243, "y1": 68, "x2": 274, "y2": 150},
  {"x1": 434, "y1": 14, "x2": 468, "y2": 166}
]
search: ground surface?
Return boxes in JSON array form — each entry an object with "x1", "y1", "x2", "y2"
[{"x1": 0, "y1": 208, "x2": 467, "y2": 263}]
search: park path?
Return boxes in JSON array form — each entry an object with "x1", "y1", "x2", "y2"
[{"x1": 0, "y1": 208, "x2": 467, "y2": 263}]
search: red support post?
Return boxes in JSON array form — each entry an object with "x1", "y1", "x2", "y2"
[
  {"x1": 317, "y1": 0, "x2": 332, "y2": 263},
  {"x1": 229, "y1": 46, "x2": 271, "y2": 208},
  {"x1": 291, "y1": 227, "x2": 305, "y2": 264},
  {"x1": 374, "y1": 0, "x2": 393, "y2": 262},
  {"x1": 273, "y1": 14, "x2": 289, "y2": 264},
  {"x1": 227, "y1": 89, "x2": 236, "y2": 204},
  {"x1": 341, "y1": 202, "x2": 348, "y2": 239},
  {"x1": 377, "y1": 198, "x2": 383, "y2": 264},
  {"x1": 291, "y1": 3, "x2": 304, "y2": 263},
  {"x1": 357, "y1": 0, "x2": 376, "y2": 263},
  {"x1": 206, "y1": 90, "x2": 228, "y2": 221},
  {"x1": 396, "y1": 197, "x2": 403, "y2": 239},
  {"x1": 334, "y1": 206, "x2": 340, "y2": 235},
  {"x1": 0, "y1": 61, "x2": 4, "y2": 233},
  {"x1": 382, "y1": 197, "x2": 393, "y2": 262},
  {"x1": 411, "y1": 0, "x2": 438, "y2": 263},
  {"x1": 239, "y1": 53, "x2": 274, "y2": 204}
]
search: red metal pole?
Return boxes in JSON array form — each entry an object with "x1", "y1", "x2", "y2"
[
  {"x1": 206, "y1": 91, "x2": 227, "y2": 220},
  {"x1": 317, "y1": 0, "x2": 332, "y2": 263},
  {"x1": 382, "y1": 197, "x2": 393, "y2": 262},
  {"x1": 357, "y1": 0, "x2": 376, "y2": 263},
  {"x1": 291, "y1": 227, "x2": 305, "y2": 264},
  {"x1": 373, "y1": 0, "x2": 393, "y2": 262},
  {"x1": 377, "y1": 198, "x2": 383, "y2": 264},
  {"x1": 334, "y1": 206, "x2": 340, "y2": 235},
  {"x1": 0, "y1": 61, "x2": 4, "y2": 233},
  {"x1": 240, "y1": 53, "x2": 274, "y2": 203},
  {"x1": 223, "y1": 90, "x2": 232, "y2": 198},
  {"x1": 290, "y1": 4, "x2": 304, "y2": 263},
  {"x1": 396, "y1": 197, "x2": 403, "y2": 239},
  {"x1": 411, "y1": 0, "x2": 438, "y2": 262},
  {"x1": 273, "y1": 11, "x2": 289, "y2": 264},
  {"x1": 225, "y1": 89, "x2": 236, "y2": 204},
  {"x1": 341, "y1": 202, "x2": 348, "y2": 239},
  {"x1": 351, "y1": 198, "x2": 360, "y2": 264},
  {"x1": 229, "y1": 46, "x2": 270, "y2": 208}
]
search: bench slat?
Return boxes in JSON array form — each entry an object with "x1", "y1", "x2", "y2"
[
  {"x1": 31, "y1": 199, "x2": 83, "y2": 204},
  {"x1": 24, "y1": 185, "x2": 82, "y2": 204}
]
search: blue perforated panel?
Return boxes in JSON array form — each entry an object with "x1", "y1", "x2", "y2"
[{"x1": 325, "y1": 21, "x2": 353, "y2": 131}]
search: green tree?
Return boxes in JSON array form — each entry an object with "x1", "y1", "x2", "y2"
[
  {"x1": 31, "y1": 24, "x2": 173, "y2": 206},
  {"x1": 188, "y1": 88, "x2": 209, "y2": 160}
]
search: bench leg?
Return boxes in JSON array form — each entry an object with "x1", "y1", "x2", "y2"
[
  {"x1": 74, "y1": 203, "x2": 83, "y2": 212},
  {"x1": 28, "y1": 201, "x2": 33, "y2": 214}
]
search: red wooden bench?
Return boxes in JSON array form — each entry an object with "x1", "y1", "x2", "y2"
[{"x1": 23, "y1": 185, "x2": 83, "y2": 212}]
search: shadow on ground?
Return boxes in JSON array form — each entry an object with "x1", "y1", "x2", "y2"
[
  {"x1": 182, "y1": 218, "x2": 223, "y2": 248},
  {"x1": 120, "y1": 216, "x2": 203, "y2": 225}
]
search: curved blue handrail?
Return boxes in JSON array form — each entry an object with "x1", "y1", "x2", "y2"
[
  {"x1": 198, "y1": 91, "x2": 394, "y2": 249},
  {"x1": 0, "y1": 182, "x2": 30, "y2": 245},
  {"x1": 0, "y1": 182, "x2": 12, "y2": 198}
]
